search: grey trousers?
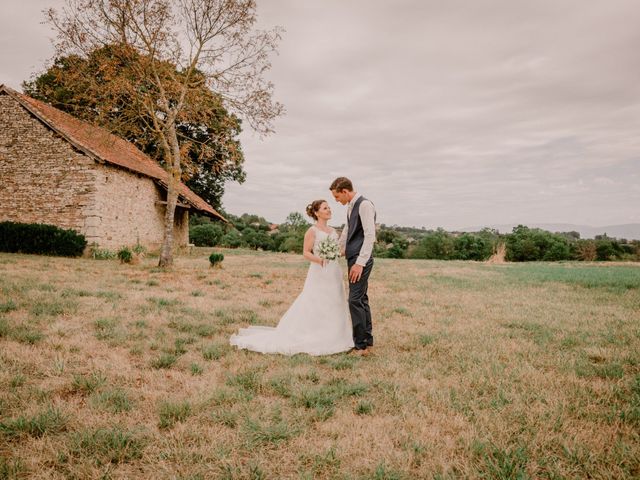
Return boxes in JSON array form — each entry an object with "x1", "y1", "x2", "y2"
[{"x1": 347, "y1": 258, "x2": 374, "y2": 349}]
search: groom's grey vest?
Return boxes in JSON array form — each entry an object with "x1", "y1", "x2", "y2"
[{"x1": 346, "y1": 196, "x2": 375, "y2": 262}]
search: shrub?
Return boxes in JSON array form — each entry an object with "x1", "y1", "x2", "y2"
[
  {"x1": 117, "y1": 247, "x2": 133, "y2": 264},
  {"x1": 209, "y1": 252, "x2": 224, "y2": 268},
  {"x1": 242, "y1": 227, "x2": 275, "y2": 250},
  {"x1": 409, "y1": 229, "x2": 455, "y2": 259},
  {"x1": 0, "y1": 221, "x2": 86, "y2": 257},
  {"x1": 452, "y1": 233, "x2": 493, "y2": 261},
  {"x1": 595, "y1": 239, "x2": 622, "y2": 261},
  {"x1": 542, "y1": 240, "x2": 572, "y2": 261},
  {"x1": 376, "y1": 228, "x2": 404, "y2": 245},
  {"x1": 376, "y1": 230, "x2": 409, "y2": 259},
  {"x1": 573, "y1": 240, "x2": 597, "y2": 261},
  {"x1": 384, "y1": 241, "x2": 408, "y2": 259},
  {"x1": 190, "y1": 223, "x2": 225, "y2": 247},
  {"x1": 273, "y1": 230, "x2": 305, "y2": 253},
  {"x1": 505, "y1": 225, "x2": 572, "y2": 262},
  {"x1": 220, "y1": 229, "x2": 244, "y2": 248}
]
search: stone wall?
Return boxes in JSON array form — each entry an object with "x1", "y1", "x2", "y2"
[
  {"x1": 0, "y1": 92, "x2": 189, "y2": 250},
  {"x1": 0, "y1": 94, "x2": 95, "y2": 232},
  {"x1": 90, "y1": 164, "x2": 189, "y2": 249}
]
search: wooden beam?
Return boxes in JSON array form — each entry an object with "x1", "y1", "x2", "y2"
[{"x1": 155, "y1": 200, "x2": 191, "y2": 209}]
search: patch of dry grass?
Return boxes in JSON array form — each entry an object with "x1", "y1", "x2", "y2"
[{"x1": 0, "y1": 250, "x2": 638, "y2": 478}]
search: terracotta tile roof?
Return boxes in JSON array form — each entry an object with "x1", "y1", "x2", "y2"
[{"x1": 0, "y1": 84, "x2": 226, "y2": 221}]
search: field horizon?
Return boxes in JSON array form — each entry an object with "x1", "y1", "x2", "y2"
[{"x1": 1, "y1": 249, "x2": 639, "y2": 479}]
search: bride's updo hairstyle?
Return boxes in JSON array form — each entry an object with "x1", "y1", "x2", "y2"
[{"x1": 306, "y1": 200, "x2": 326, "y2": 221}]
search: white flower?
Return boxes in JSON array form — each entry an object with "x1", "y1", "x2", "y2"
[{"x1": 317, "y1": 237, "x2": 340, "y2": 261}]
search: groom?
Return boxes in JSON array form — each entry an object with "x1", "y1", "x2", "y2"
[{"x1": 330, "y1": 177, "x2": 376, "y2": 355}]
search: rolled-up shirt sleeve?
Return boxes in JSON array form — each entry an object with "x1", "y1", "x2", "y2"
[{"x1": 356, "y1": 200, "x2": 376, "y2": 266}]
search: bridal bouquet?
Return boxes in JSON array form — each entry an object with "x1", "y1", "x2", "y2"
[{"x1": 317, "y1": 237, "x2": 340, "y2": 261}]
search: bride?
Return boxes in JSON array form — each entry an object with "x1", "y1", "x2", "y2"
[{"x1": 229, "y1": 200, "x2": 354, "y2": 356}]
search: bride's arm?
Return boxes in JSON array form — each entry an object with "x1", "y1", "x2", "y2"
[{"x1": 303, "y1": 228, "x2": 324, "y2": 266}]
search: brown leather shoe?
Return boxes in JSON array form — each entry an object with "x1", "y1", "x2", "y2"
[{"x1": 353, "y1": 348, "x2": 370, "y2": 357}]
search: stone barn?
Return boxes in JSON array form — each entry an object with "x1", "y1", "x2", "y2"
[{"x1": 0, "y1": 85, "x2": 225, "y2": 250}]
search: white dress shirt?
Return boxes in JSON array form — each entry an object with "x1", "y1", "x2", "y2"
[{"x1": 338, "y1": 192, "x2": 376, "y2": 266}]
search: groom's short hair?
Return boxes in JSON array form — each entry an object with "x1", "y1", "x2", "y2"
[{"x1": 330, "y1": 177, "x2": 353, "y2": 192}]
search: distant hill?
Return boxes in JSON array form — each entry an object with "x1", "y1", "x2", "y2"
[{"x1": 459, "y1": 223, "x2": 640, "y2": 240}]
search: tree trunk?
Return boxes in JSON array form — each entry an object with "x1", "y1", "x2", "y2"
[
  {"x1": 158, "y1": 179, "x2": 178, "y2": 267},
  {"x1": 158, "y1": 124, "x2": 183, "y2": 267}
]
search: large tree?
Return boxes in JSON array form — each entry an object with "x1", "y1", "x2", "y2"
[
  {"x1": 46, "y1": 0, "x2": 283, "y2": 266},
  {"x1": 24, "y1": 45, "x2": 245, "y2": 210}
]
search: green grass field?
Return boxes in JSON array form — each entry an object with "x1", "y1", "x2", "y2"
[{"x1": 0, "y1": 250, "x2": 638, "y2": 479}]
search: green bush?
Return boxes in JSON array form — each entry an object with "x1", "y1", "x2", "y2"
[
  {"x1": 543, "y1": 240, "x2": 572, "y2": 261},
  {"x1": 242, "y1": 227, "x2": 275, "y2": 250},
  {"x1": 0, "y1": 221, "x2": 87, "y2": 257},
  {"x1": 595, "y1": 239, "x2": 623, "y2": 261},
  {"x1": 190, "y1": 223, "x2": 225, "y2": 247},
  {"x1": 452, "y1": 233, "x2": 493, "y2": 261},
  {"x1": 409, "y1": 229, "x2": 455, "y2": 259},
  {"x1": 209, "y1": 252, "x2": 224, "y2": 267},
  {"x1": 220, "y1": 229, "x2": 244, "y2": 248},
  {"x1": 117, "y1": 247, "x2": 133, "y2": 264},
  {"x1": 375, "y1": 239, "x2": 407, "y2": 259},
  {"x1": 376, "y1": 228, "x2": 404, "y2": 245},
  {"x1": 505, "y1": 225, "x2": 572, "y2": 262},
  {"x1": 273, "y1": 230, "x2": 305, "y2": 253},
  {"x1": 384, "y1": 241, "x2": 408, "y2": 259}
]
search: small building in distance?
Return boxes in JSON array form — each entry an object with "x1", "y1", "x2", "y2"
[{"x1": 0, "y1": 84, "x2": 225, "y2": 250}]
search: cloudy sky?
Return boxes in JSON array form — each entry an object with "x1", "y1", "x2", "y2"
[{"x1": 2, "y1": 0, "x2": 639, "y2": 229}]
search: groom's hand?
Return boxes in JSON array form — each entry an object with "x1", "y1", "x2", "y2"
[{"x1": 349, "y1": 264, "x2": 363, "y2": 283}]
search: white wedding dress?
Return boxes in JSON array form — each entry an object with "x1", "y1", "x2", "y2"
[{"x1": 229, "y1": 227, "x2": 354, "y2": 356}]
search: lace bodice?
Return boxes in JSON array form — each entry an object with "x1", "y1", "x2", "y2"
[{"x1": 312, "y1": 226, "x2": 338, "y2": 255}]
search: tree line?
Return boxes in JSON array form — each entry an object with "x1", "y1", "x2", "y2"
[
  {"x1": 191, "y1": 216, "x2": 640, "y2": 262},
  {"x1": 190, "y1": 212, "x2": 307, "y2": 253}
]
